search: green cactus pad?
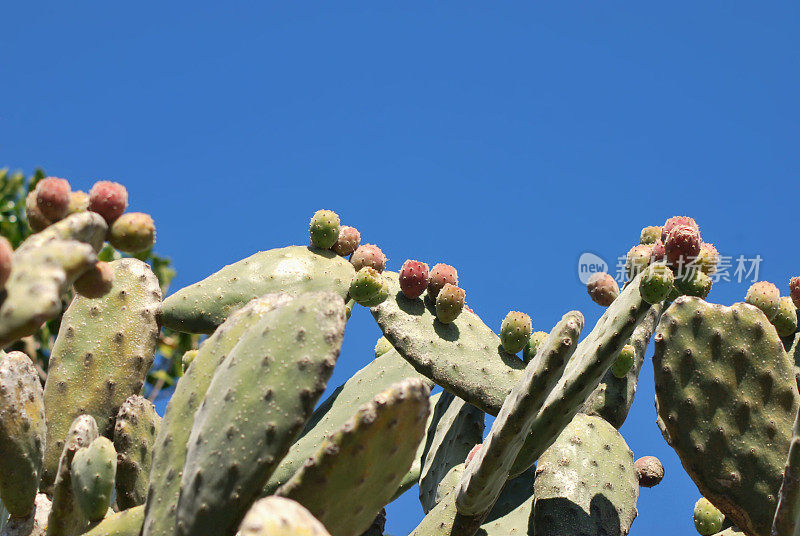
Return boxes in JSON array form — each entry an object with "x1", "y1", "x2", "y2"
[
  {"x1": 42, "y1": 259, "x2": 161, "y2": 491},
  {"x1": 264, "y1": 347, "x2": 432, "y2": 495},
  {"x1": 161, "y1": 246, "x2": 354, "y2": 333},
  {"x1": 239, "y1": 497, "x2": 331, "y2": 536},
  {"x1": 532, "y1": 414, "x2": 639, "y2": 536},
  {"x1": 81, "y1": 505, "x2": 144, "y2": 536},
  {"x1": 70, "y1": 437, "x2": 116, "y2": 522},
  {"x1": 773, "y1": 400, "x2": 800, "y2": 536},
  {"x1": 457, "y1": 311, "x2": 584, "y2": 516},
  {"x1": 419, "y1": 392, "x2": 485, "y2": 514},
  {"x1": 475, "y1": 466, "x2": 537, "y2": 536},
  {"x1": 654, "y1": 297, "x2": 800, "y2": 536},
  {"x1": 20, "y1": 212, "x2": 107, "y2": 253},
  {"x1": 394, "y1": 392, "x2": 442, "y2": 500},
  {"x1": 0, "y1": 352, "x2": 46, "y2": 518},
  {"x1": 510, "y1": 272, "x2": 652, "y2": 476},
  {"x1": 277, "y1": 378, "x2": 430, "y2": 536},
  {"x1": 142, "y1": 294, "x2": 293, "y2": 536},
  {"x1": 176, "y1": 291, "x2": 346, "y2": 536},
  {"x1": 371, "y1": 271, "x2": 525, "y2": 415},
  {"x1": 113, "y1": 396, "x2": 161, "y2": 510},
  {"x1": 46, "y1": 415, "x2": 99, "y2": 536},
  {"x1": 407, "y1": 488, "x2": 484, "y2": 536},
  {"x1": 582, "y1": 303, "x2": 664, "y2": 428}
]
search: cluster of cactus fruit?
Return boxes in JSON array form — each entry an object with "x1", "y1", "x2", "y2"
[{"x1": 1, "y1": 189, "x2": 800, "y2": 536}]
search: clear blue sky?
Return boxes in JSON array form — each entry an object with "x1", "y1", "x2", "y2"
[{"x1": 2, "y1": 3, "x2": 798, "y2": 535}]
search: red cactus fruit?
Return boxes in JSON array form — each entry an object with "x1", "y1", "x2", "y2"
[
  {"x1": 399, "y1": 260, "x2": 430, "y2": 299},
  {"x1": 428, "y1": 263, "x2": 458, "y2": 298},
  {"x1": 89, "y1": 181, "x2": 128, "y2": 224},
  {"x1": 36, "y1": 177, "x2": 71, "y2": 222}
]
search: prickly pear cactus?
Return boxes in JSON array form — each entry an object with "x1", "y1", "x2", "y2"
[
  {"x1": 239, "y1": 497, "x2": 330, "y2": 536},
  {"x1": 70, "y1": 437, "x2": 116, "y2": 522},
  {"x1": 80, "y1": 506, "x2": 144, "y2": 536},
  {"x1": 113, "y1": 396, "x2": 161, "y2": 510}
]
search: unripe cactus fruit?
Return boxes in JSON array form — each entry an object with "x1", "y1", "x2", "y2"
[
  {"x1": 181, "y1": 349, "x2": 198, "y2": 372},
  {"x1": 309, "y1": 209, "x2": 340, "y2": 249},
  {"x1": 109, "y1": 212, "x2": 156, "y2": 253},
  {"x1": 662, "y1": 215, "x2": 699, "y2": 242},
  {"x1": 521, "y1": 330, "x2": 548, "y2": 363},
  {"x1": 71, "y1": 436, "x2": 117, "y2": 521},
  {"x1": 399, "y1": 260, "x2": 430, "y2": 299},
  {"x1": 635, "y1": 456, "x2": 664, "y2": 488},
  {"x1": 639, "y1": 263, "x2": 675, "y2": 304},
  {"x1": 499, "y1": 311, "x2": 532, "y2": 354},
  {"x1": 640, "y1": 225, "x2": 662, "y2": 245},
  {"x1": 435, "y1": 283, "x2": 465, "y2": 324},
  {"x1": 67, "y1": 191, "x2": 90, "y2": 215},
  {"x1": 625, "y1": 245, "x2": 652, "y2": 280},
  {"x1": 349, "y1": 267, "x2": 385, "y2": 305},
  {"x1": 674, "y1": 270, "x2": 712, "y2": 299},
  {"x1": 374, "y1": 337, "x2": 393, "y2": 358},
  {"x1": 696, "y1": 242, "x2": 719, "y2": 275},
  {"x1": 361, "y1": 276, "x2": 389, "y2": 307},
  {"x1": 611, "y1": 344, "x2": 636, "y2": 378},
  {"x1": 664, "y1": 225, "x2": 701, "y2": 268},
  {"x1": 351, "y1": 244, "x2": 387, "y2": 273},
  {"x1": 693, "y1": 497, "x2": 724, "y2": 536},
  {"x1": 790, "y1": 276, "x2": 800, "y2": 308},
  {"x1": 428, "y1": 263, "x2": 458, "y2": 298},
  {"x1": 586, "y1": 272, "x2": 619, "y2": 307},
  {"x1": 89, "y1": 181, "x2": 128, "y2": 224},
  {"x1": 25, "y1": 191, "x2": 51, "y2": 232},
  {"x1": 332, "y1": 225, "x2": 361, "y2": 256},
  {"x1": 745, "y1": 281, "x2": 781, "y2": 320},
  {"x1": 73, "y1": 261, "x2": 114, "y2": 299},
  {"x1": 36, "y1": 177, "x2": 71, "y2": 222},
  {"x1": 771, "y1": 296, "x2": 798, "y2": 337},
  {"x1": 0, "y1": 236, "x2": 12, "y2": 287}
]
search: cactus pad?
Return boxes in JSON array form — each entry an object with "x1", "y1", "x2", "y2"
[
  {"x1": 70, "y1": 437, "x2": 116, "y2": 522},
  {"x1": 80, "y1": 506, "x2": 144, "y2": 536},
  {"x1": 113, "y1": 396, "x2": 161, "y2": 510}
]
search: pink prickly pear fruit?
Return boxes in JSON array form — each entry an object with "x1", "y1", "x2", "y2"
[
  {"x1": 586, "y1": 272, "x2": 619, "y2": 307},
  {"x1": 351, "y1": 244, "x2": 387, "y2": 273},
  {"x1": 650, "y1": 240, "x2": 666, "y2": 263},
  {"x1": 73, "y1": 261, "x2": 114, "y2": 299},
  {"x1": 745, "y1": 281, "x2": 781, "y2": 320},
  {"x1": 36, "y1": 177, "x2": 71, "y2": 222},
  {"x1": 635, "y1": 456, "x2": 664, "y2": 488},
  {"x1": 435, "y1": 283, "x2": 465, "y2": 324},
  {"x1": 25, "y1": 191, "x2": 51, "y2": 232},
  {"x1": 661, "y1": 216, "x2": 699, "y2": 242},
  {"x1": 399, "y1": 260, "x2": 429, "y2": 299},
  {"x1": 428, "y1": 264, "x2": 458, "y2": 298},
  {"x1": 664, "y1": 225, "x2": 701, "y2": 269},
  {"x1": 109, "y1": 212, "x2": 156, "y2": 253},
  {"x1": 332, "y1": 225, "x2": 361, "y2": 256},
  {"x1": 790, "y1": 277, "x2": 800, "y2": 309},
  {"x1": 89, "y1": 181, "x2": 128, "y2": 224},
  {"x1": 0, "y1": 237, "x2": 12, "y2": 287}
]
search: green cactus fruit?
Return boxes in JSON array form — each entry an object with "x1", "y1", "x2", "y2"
[
  {"x1": 350, "y1": 244, "x2": 387, "y2": 273},
  {"x1": 331, "y1": 225, "x2": 360, "y2": 257},
  {"x1": 309, "y1": 209, "x2": 340, "y2": 249},
  {"x1": 635, "y1": 456, "x2": 665, "y2": 488},
  {"x1": 80, "y1": 505, "x2": 144, "y2": 536},
  {"x1": 161, "y1": 246, "x2": 354, "y2": 333},
  {"x1": 359, "y1": 276, "x2": 389, "y2": 307},
  {"x1": 661, "y1": 215, "x2": 699, "y2": 242},
  {"x1": 457, "y1": 311, "x2": 583, "y2": 516},
  {"x1": 349, "y1": 266, "x2": 385, "y2": 305},
  {"x1": 521, "y1": 331, "x2": 548, "y2": 364},
  {"x1": 532, "y1": 414, "x2": 639, "y2": 536},
  {"x1": 46, "y1": 415, "x2": 99, "y2": 536},
  {"x1": 239, "y1": 497, "x2": 330, "y2": 536},
  {"x1": 0, "y1": 351, "x2": 46, "y2": 518},
  {"x1": 772, "y1": 296, "x2": 798, "y2": 337},
  {"x1": 675, "y1": 269, "x2": 713, "y2": 299},
  {"x1": 142, "y1": 294, "x2": 293, "y2": 536},
  {"x1": 772, "y1": 402, "x2": 800, "y2": 536},
  {"x1": 745, "y1": 281, "x2": 781, "y2": 320},
  {"x1": 639, "y1": 263, "x2": 674, "y2": 304},
  {"x1": 36, "y1": 177, "x2": 71, "y2": 222},
  {"x1": 586, "y1": 272, "x2": 619, "y2": 306},
  {"x1": 435, "y1": 283, "x2": 465, "y2": 324},
  {"x1": 639, "y1": 225, "x2": 661, "y2": 245},
  {"x1": 67, "y1": 191, "x2": 90, "y2": 216},
  {"x1": 276, "y1": 378, "x2": 430, "y2": 536},
  {"x1": 70, "y1": 437, "x2": 116, "y2": 522},
  {"x1": 610, "y1": 344, "x2": 635, "y2": 379},
  {"x1": 176, "y1": 292, "x2": 345, "y2": 536},
  {"x1": 88, "y1": 181, "x2": 128, "y2": 225},
  {"x1": 264, "y1": 347, "x2": 432, "y2": 495},
  {"x1": 374, "y1": 336, "x2": 393, "y2": 358},
  {"x1": 25, "y1": 190, "x2": 51, "y2": 232},
  {"x1": 665, "y1": 224, "x2": 701, "y2": 268},
  {"x1": 696, "y1": 242, "x2": 719, "y2": 275},
  {"x1": 625, "y1": 244, "x2": 652, "y2": 280},
  {"x1": 499, "y1": 312, "x2": 532, "y2": 355},
  {"x1": 419, "y1": 393, "x2": 484, "y2": 514},
  {"x1": 791, "y1": 277, "x2": 800, "y2": 309},
  {"x1": 180, "y1": 350, "x2": 198, "y2": 373},
  {"x1": 399, "y1": 260, "x2": 430, "y2": 299},
  {"x1": 428, "y1": 264, "x2": 458, "y2": 298},
  {"x1": 113, "y1": 396, "x2": 161, "y2": 510},
  {"x1": 371, "y1": 271, "x2": 522, "y2": 415},
  {"x1": 73, "y1": 261, "x2": 114, "y2": 299},
  {"x1": 0, "y1": 236, "x2": 12, "y2": 288},
  {"x1": 694, "y1": 498, "x2": 725, "y2": 536},
  {"x1": 109, "y1": 213, "x2": 156, "y2": 254},
  {"x1": 654, "y1": 297, "x2": 799, "y2": 536}
]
